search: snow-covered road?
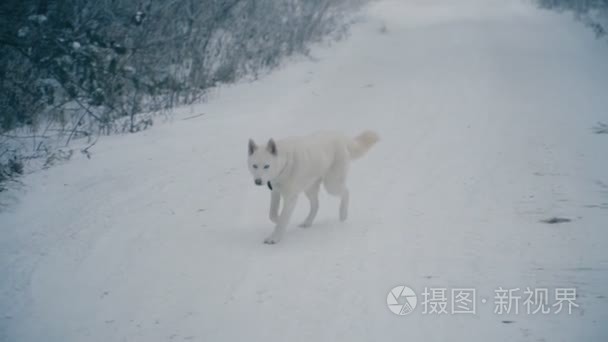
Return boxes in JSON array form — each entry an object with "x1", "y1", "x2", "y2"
[{"x1": 2, "y1": 0, "x2": 608, "y2": 341}]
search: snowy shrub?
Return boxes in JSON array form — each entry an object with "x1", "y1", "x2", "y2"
[
  {"x1": 0, "y1": 155, "x2": 24, "y2": 192},
  {"x1": 538, "y1": 0, "x2": 608, "y2": 38},
  {"x1": 0, "y1": 0, "x2": 361, "y2": 136},
  {"x1": 0, "y1": 0, "x2": 363, "y2": 188}
]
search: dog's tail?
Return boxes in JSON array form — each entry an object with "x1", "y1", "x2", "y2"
[{"x1": 348, "y1": 130, "x2": 379, "y2": 159}]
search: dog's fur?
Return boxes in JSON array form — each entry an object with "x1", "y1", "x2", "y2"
[{"x1": 247, "y1": 130, "x2": 379, "y2": 244}]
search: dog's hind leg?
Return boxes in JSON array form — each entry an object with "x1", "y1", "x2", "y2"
[
  {"x1": 299, "y1": 179, "x2": 322, "y2": 228},
  {"x1": 339, "y1": 188, "x2": 349, "y2": 221},
  {"x1": 324, "y1": 172, "x2": 350, "y2": 222}
]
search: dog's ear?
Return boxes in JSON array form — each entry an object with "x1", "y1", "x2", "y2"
[
  {"x1": 267, "y1": 138, "x2": 277, "y2": 156},
  {"x1": 248, "y1": 139, "x2": 257, "y2": 155}
]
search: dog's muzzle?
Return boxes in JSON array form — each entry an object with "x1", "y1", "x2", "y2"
[{"x1": 254, "y1": 178, "x2": 263, "y2": 186}]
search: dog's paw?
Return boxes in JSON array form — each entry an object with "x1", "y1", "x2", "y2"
[
  {"x1": 340, "y1": 211, "x2": 348, "y2": 222},
  {"x1": 264, "y1": 235, "x2": 281, "y2": 244},
  {"x1": 298, "y1": 221, "x2": 312, "y2": 228}
]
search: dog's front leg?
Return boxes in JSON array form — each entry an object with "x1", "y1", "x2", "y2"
[
  {"x1": 264, "y1": 194, "x2": 298, "y2": 244},
  {"x1": 269, "y1": 190, "x2": 280, "y2": 224}
]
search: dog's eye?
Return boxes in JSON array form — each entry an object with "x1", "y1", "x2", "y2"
[
  {"x1": 264, "y1": 165, "x2": 270, "y2": 169},
  {"x1": 252, "y1": 164, "x2": 258, "y2": 169}
]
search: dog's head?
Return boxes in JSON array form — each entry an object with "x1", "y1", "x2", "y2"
[{"x1": 247, "y1": 138, "x2": 283, "y2": 186}]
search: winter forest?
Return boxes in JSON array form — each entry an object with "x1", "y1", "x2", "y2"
[{"x1": 0, "y1": 0, "x2": 359, "y2": 187}]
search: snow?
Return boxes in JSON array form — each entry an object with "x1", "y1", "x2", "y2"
[
  {"x1": 27, "y1": 14, "x2": 47, "y2": 24},
  {"x1": 2, "y1": 0, "x2": 608, "y2": 341},
  {"x1": 17, "y1": 27, "x2": 29, "y2": 38}
]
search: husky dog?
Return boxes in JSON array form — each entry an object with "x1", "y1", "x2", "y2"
[{"x1": 247, "y1": 130, "x2": 379, "y2": 244}]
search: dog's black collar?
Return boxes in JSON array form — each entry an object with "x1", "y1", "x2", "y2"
[{"x1": 267, "y1": 181, "x2": 273, "y2": 190}]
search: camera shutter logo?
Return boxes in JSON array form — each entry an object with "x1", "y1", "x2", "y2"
[{"x1": 387, "y1": 286, "x2": 417, "y2": 315}]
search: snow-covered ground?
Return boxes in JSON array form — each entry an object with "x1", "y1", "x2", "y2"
[{"x1": 2, "y1": 0, "x2": 608, "y2": 341}]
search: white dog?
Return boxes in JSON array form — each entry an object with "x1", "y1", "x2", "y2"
[{"x1": 247, "y1": 130, "x2": 379, "y2": 244}]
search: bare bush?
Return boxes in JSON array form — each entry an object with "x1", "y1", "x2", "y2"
[
  {"x1": 538, "y1": 0, "x2": 608, "y2": 38},
  {"x1": 0, "y1": 0, "x2": 362, "y2": 187}
]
